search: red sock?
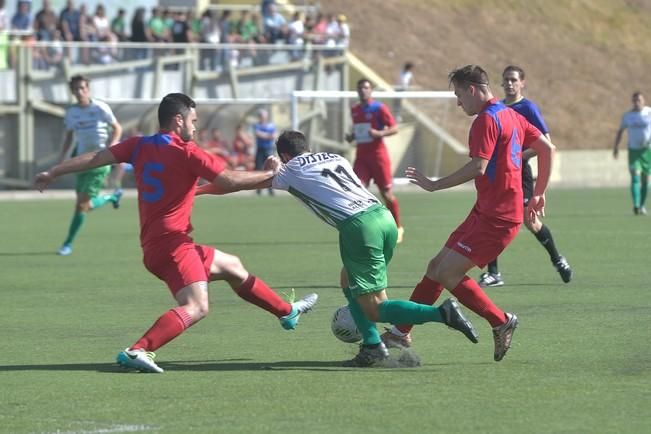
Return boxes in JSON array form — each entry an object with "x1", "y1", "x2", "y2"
[
  {"x1": 450, "y1": 276, "x2": 506, "y2": 327},
  {"x1": 385, "y1": 197, "x2": 401, "y2": 227},
  {"x1": 234, "y1": 275, "x2": 292, "y2": 317},
  {"x1": 396, "y1": 276, "x2": 444, "y2": 334},
  {"x1": 131, "y1": 307, "x2": 193, "y2": 351}
]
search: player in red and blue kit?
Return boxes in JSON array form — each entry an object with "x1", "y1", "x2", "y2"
[
  {"x1": 35, "y1": 93, "x2": 318, "y2": 373},
  {"x1": 382, "y1": 65, "x2": 556, "y2": 361},
  {"x1": 346, "y1": 79, "x2": 404, "y2": 243},
  {"x1": 479, "y1": 65, "x2": 572, "y2": 288}
]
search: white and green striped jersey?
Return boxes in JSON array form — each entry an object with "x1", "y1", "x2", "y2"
[
  {"x1": 64, "y1": 99, "x2": 117, "y2": 154},
  {"x1": 621, "y1": 106, "x2": 651, "y2": 150},
  {"x1": 272, "y1": 152, "x2": 380, "y2": 228}
]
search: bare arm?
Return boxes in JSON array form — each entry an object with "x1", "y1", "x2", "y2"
[
  {"x1": 524, "y1": 135, "x2": 556, "y2": 223},
  {"x1": 58, "y1": 130, "x2": 75, "y2": 163},
  {"x1": 405, "y1": 157, "x2": 486, "y2": 192},
  {"x1": 198, "y1": 168, "x2": 275, "y2": 195},
  {"x1": 528, "y1": 135, "x2": 555, "y2": 197},
  {"x1": 35, "y1": 148, "x2": 117, "y2": 191},
  {"x1": 613, "y1": 127, "x2": 625, "y2": 158},
  {"x1": 522, "y1": 133, "x2": 550, "y2": 160},
  {"x1": 370, "y1": 124, "x2": 398, "y2": 139},
  {"x1": 108, "y1": 120, "x2": 123, "y2": 147}
]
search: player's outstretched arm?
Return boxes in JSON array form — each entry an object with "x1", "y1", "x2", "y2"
[
  {"x1": 202, "y1": 169, "x2": 275, "y2": 195},
  {"x1": 406, "y1": 157, "x2": 486, "y2": 192},
  {"x1": 613, "y1": 127, "x2": 624, "y2": 159},
  {"x1": 35, "y1": 148, "x2": 117, "y2": 192}
]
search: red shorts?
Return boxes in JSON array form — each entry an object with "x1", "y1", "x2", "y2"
[
  {"x1": 143, "y1": 234, "x2": 215, "y2": 295},
  {"x1": 354, "y1": 147, "x2": 393, "y2": 190},
  {"x1": 444, "y1": 209, "x2": 521, "y2": 268}
]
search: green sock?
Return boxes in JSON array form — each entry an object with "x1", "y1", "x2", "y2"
[
  {"x1": 378, "y1": 300, "x2": 443, "y2": 325},
  {"x1": 90, "y1": 194, "x2": 114, "y2": 210},
  {"x1": 631, "y1": 174, "x2": 641, "y2": 208},
  {"x1": 63, "y1": 212, "x2": 86, "y2": 246},
  {"x1": 641, "y1": 176, "x2": 648, "y2": 207},
  {"x1": 342, "y1": 288, "x2": 381, "y2": 345}
]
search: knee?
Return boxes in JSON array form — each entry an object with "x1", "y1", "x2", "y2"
[
  {"x1": 362, "y1": 303, "x2": 381, "y2": 322},
  {"x1": 218, "y1": 254, "x2": 247, "y2": 281},
  {"x1": 182, "y1": 300, "x2": 210, "y2": 323},
  {"x1": 77, "y1": 201, "x2": 91, "y2": 213}
]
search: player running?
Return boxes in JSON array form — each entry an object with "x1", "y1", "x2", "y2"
[
  {"x1": 56, "y1": 75, "x2": 123, "y2": 256},
  {"x1": 200, "y1": 130, "x2": 479, "y2": 367},
  {"x1": 478, "y1": 65, "x2": 572, "y2": 287},
  {"x1": 382, "y1": 65, "x2": 556, "y2": 361},
  {"x1": 346, "y1": 79, "x2": 404, "y2": 243},
  {"x1": 35, "y1": 93, "x2": 317, "y2": 373}
]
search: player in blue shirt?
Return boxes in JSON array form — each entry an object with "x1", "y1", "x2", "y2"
[
  {"x1": 478, "y1": 65, "x2": 572, "y2": 288},
  {"x1": 254, "y1": 108, "x2": 277, "y2": 195}
]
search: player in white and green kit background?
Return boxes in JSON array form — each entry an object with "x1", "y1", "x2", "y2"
[
  {"x1": 260, "y1": 130, "x2": 479, "y2": 367},
  {"x1": 57, "y1": 75, "x2": 123, "y2": 255},
  {"x1": 613, "y1": 91, "x2": 651, "y2": 215}
]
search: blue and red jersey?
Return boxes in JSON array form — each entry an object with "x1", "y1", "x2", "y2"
[
  {"x1": 109, "y1": 131, "x2": 226, "y2": 248},
  {"x1": 469, "y1": 98, "x2": 541, "y2": 223},
  {"x1": 350, "y1": 99, "x2": 396, "y2": 156}
]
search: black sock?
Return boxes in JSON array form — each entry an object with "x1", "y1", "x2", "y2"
[
  {"x1": 487, "y1": 259, "x2": 498, "y2": 275},
  {"x1": 534, "y1": 224, "x2": 560, "y2": 262}
]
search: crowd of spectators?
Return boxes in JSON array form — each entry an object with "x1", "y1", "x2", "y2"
[{"x1": 0, "y1": 0, "x2": 351, "y2": 71}]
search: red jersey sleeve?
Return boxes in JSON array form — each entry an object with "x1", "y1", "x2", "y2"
[
  {"x1": 186, "y1": 143, "x2": 227, "y2": 181},
  {"x1": 468, "y1": 113, "x2": 499, "y2": 159},
  {"x1": 108, "y1": 136, "x2": 141, "y2": 163},
  {"x1": 379, "y1": 103, "x2": 397, "y2": 128}
]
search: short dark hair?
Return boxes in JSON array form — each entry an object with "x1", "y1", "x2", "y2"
[
  {"x1": 357, "y1": 78, "x2": 373, "y2": 88},
  {"x1": 404, "y1": 62, "x2": 414, "y2": 71},
  {"x1": 502, "y1": 65, "x2": 525, "y2": 80},
  {"x1": 158, "y1": 93, "x2": 196, "y2": 126},
  {"x1": 276, "y1": 130, "x2": 310, "y2": 157},
  {"x1": 69, "y1": 74, "x2": 90, "y2": 89},
  {"x1": 448, "y1": 65, "x2": 489, "y2": 89},
  {"x1": 633, "y1": 91, "x2": 644, "y2": 99}
]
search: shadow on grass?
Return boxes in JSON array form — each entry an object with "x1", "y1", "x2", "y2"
[
  {"x1": 206, "y1": 240, "x2": 338, "y2": 247},
  {"x1": 0, "y1": 359, "x2": 346, "y2": 373},
  {"x1": 0, "y1": 251, "x2": 59, "y2": 256}
]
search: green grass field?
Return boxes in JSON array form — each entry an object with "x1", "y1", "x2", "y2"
[{"x1": 1, "y1": 188, "x2": 649, "y2": 434}]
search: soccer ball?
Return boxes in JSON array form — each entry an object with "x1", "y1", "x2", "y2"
[{"x1": 331, "y1": 305, "x2": 362, "y2": 343}]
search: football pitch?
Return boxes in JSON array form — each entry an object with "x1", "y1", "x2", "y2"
[{"x1": 1, "y1": 188, "x2": 649, "y2": 434}]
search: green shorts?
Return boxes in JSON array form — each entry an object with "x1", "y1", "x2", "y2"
[
  {"x1": 628, "y1": 148, "x2": 651, "y2": 174},
  {"x1": 338, "y1": 204, "x2": 398, "y2": 298},
  {"x1": 75, "y1": 166, "x2": 111, "y2": 197}
]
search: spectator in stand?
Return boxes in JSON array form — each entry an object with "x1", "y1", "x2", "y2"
[
  {"x1": 172, "y1": 10, "x2": 192, "y2": 45},
  {"x1": 0, "y1": 0, "x2": 7, "y2": 32},
  {"x1": 34, "y1": 0, "x2": 58, "y2": 40},
  {"x1": 79, "y1": 4, "x2": 97, "y2": 64},
  {"x1": 263, "y1": 4, "x2": 287, "y2": 43},
  {"x1": 92, "y1": 4, "x2": 112, "y2": 40},
  {"x1": 130, "y1": 7, "x2": 152, "y2": 60},
  {"x1": 205, "y1": 127, "x2": 233, "y2": 167},
  {"x1": 110, "y1": 8, "x2": 127, "y2": 42},
  {"x1": 288, "y1": 12, "x2": 304, "y2": 45},
  {"x1": 162, "y1": 8, "x2": 174, "y2": 42},
  {"x1": 336, "y1": 14, "x2": 349, "y2": 48},
  {"x1": 232, "y1": 123, "x2": 254, "y2": 170},
  {"x1": 60, "y1": 0, "x2": 82, "y2": 42},
  {"x1": 148, "y1": 7, "x2": 167, "y2": 42},
  {"x1": 218, "y1": 10, "x2": 239, "y2": 68},
  {"x1": 310, "y1": 13, "x2": 327, "y2": 44},
  {"x1": 261, "y1": 0, "x2": 276, "y2": 18},
  {"x1": 187, "y1": 8, "x2": 201, "y2": 43},
  {"x1": 11, "y1": 0, "x2": 31, "y2": 31},
  {"x1": 324, "y1": 14, "x2": 340, "y2": 47},
  {"x1": 199, "y1": 9, "x2": 220, "y2": 70},
  {"x1": 394, "y1": 61, "x2": 415, "y2": 121}
]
